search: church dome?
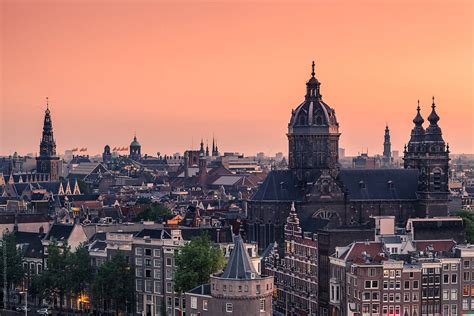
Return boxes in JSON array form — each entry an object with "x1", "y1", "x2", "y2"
[
  {"x1": 130, "y1": 136, "x2": 140, "y2": 148},
  {"x1": 288, "y1": 61, "x2": 339, "y2": 135}
]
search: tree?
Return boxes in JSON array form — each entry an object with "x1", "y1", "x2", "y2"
[
  {"x1": 457, "y1": 211, "x2": 474, "y2": 243},
  {"x1": 134, "y1": 202, "x2": 172, "y2": 222},
  {"x1": 90, "y1": 252, "x2": 135, "y2": 314},
  {"x1": 0, "y1": 231, "x2": 24, "y2": 307},
  {"x1": 30, "y1": 242, "x2": 71, "y2": 311},
  {"x1": 68, "y1": 244, "x2": 93, "y2": 309},
  {"x1": 31, "y1": 242, "x2": 93, "y2": 311},
  {"x1": 174, "y1": 234, "x2": 226, "y2": 294}
]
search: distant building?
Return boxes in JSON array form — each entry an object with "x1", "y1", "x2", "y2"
[{"x1": 130, "y1": 135, "x2": 142, "y2": 161}]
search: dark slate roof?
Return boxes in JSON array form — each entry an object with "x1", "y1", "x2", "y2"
[
  {"x1": 220, "y1": 235, "x2": 258, "y2": 280},
  {"x1": 134, "y1": 229, "x2": 168, "y2": 239},
  {"x1": 44, "y1": 224, "x2": 74, "y2": 241},
  {"x1": 89, "y1": 240, "x2": 107, "y2": 251},
  {"x1": 14, "y1": 231, "x2": 45, "y2": 259},
  {"x1": 187, "y1": 284, "x2": 211, "y2": 296},
  {"x1": 251, "y1": 170, "x2": 303, "y2": 202},
  {"x1": 339, "y1": 169, "x2": 419, "y2": 200}
]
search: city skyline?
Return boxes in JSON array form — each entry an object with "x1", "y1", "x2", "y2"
[{"x1": 1, "y1": 0, "x2": 473, "y2": 156}]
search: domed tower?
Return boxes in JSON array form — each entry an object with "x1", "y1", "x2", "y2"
[
  {"x1": 404, "y1": 97, "x2": 450, "y2": 216},
  {"x1": 36, "y1": 97, "x2": 60, "y2": 181},
  {"x1": 102, "y1": 145, "x2": 112, "y2": 163},
  {"x1": 287, "y1": 62, "x2": 340, "y2": 183},
  {"x1": 404, "y1": 100, "x2": 425, "y2": 170},
  {"x1": 418, "y1": 97, "x2": 450, "y2": 216},
  {"x1": 129, "y1": 135, "x2": 141, "y2": 160}
]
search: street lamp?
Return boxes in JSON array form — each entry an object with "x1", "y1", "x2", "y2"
[{"x1": 19, "y1": 290, "x2": 27, "y2": 316}]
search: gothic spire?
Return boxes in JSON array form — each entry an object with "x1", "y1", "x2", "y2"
[{"x1": 39, "y1": 98, "x2": 56, "y2": 157}]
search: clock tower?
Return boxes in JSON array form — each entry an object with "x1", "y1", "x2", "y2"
[{"x1": 36, "y1": 98, "x2": 60, "y2": 181}]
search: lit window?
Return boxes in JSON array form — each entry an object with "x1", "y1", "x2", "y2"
[{"x1": 226, "y1": 303, "x2": 233, "y2": 313}]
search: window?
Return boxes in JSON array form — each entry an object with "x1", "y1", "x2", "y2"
[
  {"x1": 145, "y1": 280, "x2": 152, "y2": 293},
  {"x1": 145, "y1": 259, "x2": 152, "y2": 266},
  {"x1": 443, "y1": 274, "x2": 449, "y2": 284},
  {"x1": 463, "y1": 299, "x2": 469, "y2": 310},
  {"x1": 443, "y1": 290, "x2": 449, "y2": 300},
  {"x1": 154, "y1": 269, "x2": 160, "y2": 279},
  {"x1": 443, "y1": 264, "x2": 449, "y2": 271},
  {"x1": 452, "y1": 304, "x2": 458, "y2": 316},
  {"x1": 135, "y1": 258, "x2": 142, "y2": 266},
  {"x1": 154, "y1": 281, "x2": 160, "y2": 294},
  {"x1": 451, "y1": 289, "x2": 458, "y2": 300},
  {"x1": 372, "y1": 292, "x2": 379, "y2": 300},
  {"x1": 154, "y1": 259, "x2": 160, "y2": 267},
  {"x1": 145, "y1": 248, "x2": 152, "y2": 256},
  {"x1": 256, "y1": 285, "x2": 261, "y2": 294},
  {"x1": 260, "y1": 299, "x2": 265, "y2": 312},
  {"x1": 452, "y1": 273, "x2": 458, "y2": 284},
  {"x1": 226, "y1": 303, "x2": 233, "y2": 313},
  {"x1": 145, "y1": 269, "x2": 152, "y2": 278},
  {"x1": 203, "y1": 300, "x2": 208, "y2": 311},
  {"x1": 404, "y1": 280, "x2": 410, "y2": 289},
  {"x1": 154, "y1": 249, "x2": 161, "y2": 257},
  {"x1": 464, "y1": 271, "x2": 470, "y2": 281},
  {"x1": 464, "y1": 285, "x2": 470, "y2": 296},
  {"x1": 465, "y1": 260, "x2": 470, "y2": 268},
  {"x1": 404, "y1": 293, "x2": 410, "y2": 302},
  {"x1": 409, "y1": 272, "x2": 414, "y2": 278},
  {"x1": 136, "y1": 279, "x2": 143, "y2": 291},
  {"x1": 166, "y1": 282, "x2": 172, "y2": 293},
  {"x1": 363, "y1": 292, "x2": 371, "y2": 301},
  {"x1": 136, "y1": 268, "x2": 143, "y2": 277},
  {"x1": 369, "y1": 268, "x2": 376, "y2": 277},
  {"x1": 166, "y1": 258, "x2": 172, "y2": 266},
  {"x1": 136, "y1": 247, "x2": 143, "y2": 256},
  {"x1": 451, "y1": 264, "x2": 458, "y2": 271},
  {"x1": 191, "y1": 297, "x2": 197, "y2": 309}
]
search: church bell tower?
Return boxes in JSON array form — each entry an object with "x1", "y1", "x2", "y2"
[{"x1": 36, "y1": 97, "x2": 60, "y2": 181}]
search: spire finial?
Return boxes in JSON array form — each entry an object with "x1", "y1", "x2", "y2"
[
  {"x1": 417, "y1": 99, "x2": 420, "y2": 110},
  {"x1": 46, "y1": 96, "x2": 49, "y2": 110},
  {"x1": 432, "y1": 96, "x2": 436, "y2": 108},
  {"x1": 311, "y1": 61, "x2": 315, "y2": 77}
]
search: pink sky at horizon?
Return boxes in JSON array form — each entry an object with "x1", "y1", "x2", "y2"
[{"x1": 1, "y1": 0, "x2": 473, "y2": 157}]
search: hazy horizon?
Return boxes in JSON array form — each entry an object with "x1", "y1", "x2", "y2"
[{"x1": 1, "y1": 0, "x2": 473, "y2": 157}]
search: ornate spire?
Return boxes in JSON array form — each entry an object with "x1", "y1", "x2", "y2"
[
  {"x1": 427, "y1": 96, "x2": 440, "y2": 125},
  {"x1": 413, "y1": 100, "x2": 424, "y2": 126},
  {"x1": 306, "y1": 60, "x2": 320, "y2": 100},
  {"x1": 39, "y1": 99, "x2": 56, "y2": 157}
]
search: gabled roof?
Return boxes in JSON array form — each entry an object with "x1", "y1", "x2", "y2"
[
  {"x1": 413, "y1": 239, "x2": 456, "y2": 253},
  {"x1": 337, "y1": 241, "x2": 385, "y2": 262},
  {"x1": 44, "y1": 223, "x2": 75, "y2": 241},
  {"x1": 220, "y1": 235, "x2": 258, "y2": 280}
]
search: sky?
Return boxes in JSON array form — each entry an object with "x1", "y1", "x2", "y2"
[{"x1": 1, "y1": 0, "x2": 473, "y2": 157}]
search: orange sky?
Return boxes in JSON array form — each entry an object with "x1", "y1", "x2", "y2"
[{"x1": 1, "y1": 0, "x2": 473, "y2": 157}]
